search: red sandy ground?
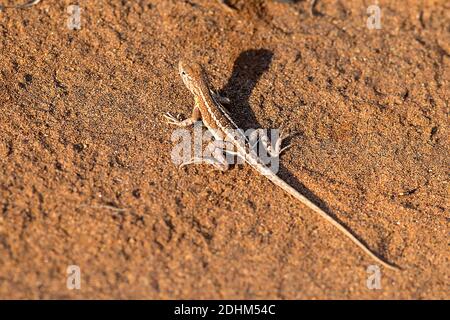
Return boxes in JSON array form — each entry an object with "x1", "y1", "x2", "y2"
[{"x1": 0, "y1": 0, "x2": 448, "y2": 299}]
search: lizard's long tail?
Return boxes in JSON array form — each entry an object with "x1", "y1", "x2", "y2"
[{"x1": 263, "y1": 171, "x2": 400, "y2": 271}]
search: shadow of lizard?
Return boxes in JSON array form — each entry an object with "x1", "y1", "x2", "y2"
[{"x1": 218, "y1": 48, "x2": 398, "y2": 270}]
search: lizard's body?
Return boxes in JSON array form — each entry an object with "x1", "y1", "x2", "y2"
[{"x1": 165, "y1": 60, "x2": 399, "y2": 271}]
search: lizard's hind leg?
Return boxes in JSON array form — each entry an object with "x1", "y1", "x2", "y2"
[
  {"x1": 180, "y1": 141, "x2": 232, "y2": 171},
  {"x1": 249, "y1": 128, "x2": 291, "y2": 158},
  {"x1": 211, "y1": 90, "x2": 231, "y2": 105}
]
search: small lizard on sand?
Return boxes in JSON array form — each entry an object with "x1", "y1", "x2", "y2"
[{"x1": 164, "y1": 60, "x2": 399, "y2": 271}]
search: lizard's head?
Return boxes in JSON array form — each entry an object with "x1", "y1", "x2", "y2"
[{"x1": 179, "y1": 60, "x2": 207, "y2": 95}]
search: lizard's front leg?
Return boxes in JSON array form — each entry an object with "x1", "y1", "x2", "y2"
[{"x1": 164, "y1": 100, "x2": 202, "y2": 127}]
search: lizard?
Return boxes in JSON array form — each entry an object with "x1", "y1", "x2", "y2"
[{"x1": 164, "y1": 60, "x2": 400, "y2": 271}]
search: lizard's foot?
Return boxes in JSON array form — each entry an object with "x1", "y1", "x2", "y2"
[
  {"x1": 212, "y1": 91, "x2": 231, "y2": 105},
  {"x1": 180, "y1": 156, "x2": 229, "y2": 171},
  {"x1": 180, "y1": 141, "x2": 234, "y2": 171},
  {"x1": 277, "y1": 128, "x2": 292, "y2": 156},
  {"x1": 249, "y1": 128, "x2": 291, "y2": 158},
  {"x1": 164, "y1": 112, "x2": 196, "y2": 127}
]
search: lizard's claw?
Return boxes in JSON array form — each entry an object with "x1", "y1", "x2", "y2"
[
  {"x1": 279, "y1": 143, "x2": 292, "y2": 155},
  {"x1": 164, "y1": 112, "x2": 198, "y2": 128},
  {"x1": 179, "y1": 156, "x2": 229, "y2": 171},
  {"x1": 278, "y1": 127, "x2": 288, "y2": 140},
  {"x1": 164, "y1": 112, "x2": 183, "y2": 126},
  {"x1": 277, "y1": 127, "x2": 292, "y2": 155},
  {"x1": 212, "y1": 90, "x2": 231, "y2": 105}
]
